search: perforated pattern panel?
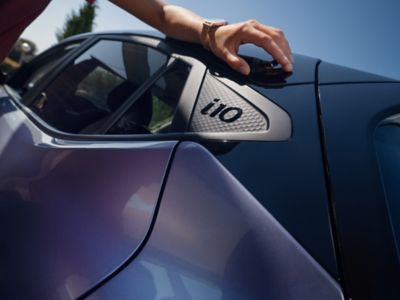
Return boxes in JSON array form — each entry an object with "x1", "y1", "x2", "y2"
[{"x1": 190, "y1": 75, "x2": 268, "y2": 133}]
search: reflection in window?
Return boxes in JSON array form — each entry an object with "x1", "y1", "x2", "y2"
[
  {"x1": 76, "y1": 66, "x2": 124, "y2": 111},
  {"x1": 375, "y1": 122, "x2": 400, "y2": 259},
  {"x1": 30, "y1": 40, "x2": 167, "y2": 134},
  {"x1": 16, "y1": 42, "x2": 82, "y2": 95},
  {"x1": 107, "y1": 60, "x2": 190, "y2": 135}
]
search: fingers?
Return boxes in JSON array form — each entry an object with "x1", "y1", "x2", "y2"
[
  {"x1": 209, "y1": 19, "x2": 293, "y2": 75},
  {"x1": 240, "y1": 22, "x2": 293, "y2": 72},
  {"x1": 221, "y1": 49, "x2": 251, "y2": 75},
  {"x1": 253, "y1": 22, "x2": 294, "y2": 64},
  {"x1": 243, "y1": 29, "x2": 292, "y2": 72}
]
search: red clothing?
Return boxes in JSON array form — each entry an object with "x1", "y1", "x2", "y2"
[{"x1": 0, "y1": 0, "x2": 95, "y2": 63}]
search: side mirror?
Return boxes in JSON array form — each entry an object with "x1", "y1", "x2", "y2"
[{"x1": 0, "y1": 71, "x2": 9, "y2": 84}]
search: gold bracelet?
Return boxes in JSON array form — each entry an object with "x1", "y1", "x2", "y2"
[{"x1": 200, "y1": 20, "x2": 228, "y2": 50}]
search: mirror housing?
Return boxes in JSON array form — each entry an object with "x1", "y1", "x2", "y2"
[{"x1": 0, "y1": 71, "x2": 9, "y2": 85}]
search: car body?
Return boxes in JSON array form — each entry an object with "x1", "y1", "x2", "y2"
[{"x1": 0, "y1": 31, "x2": 399, "y2": 300}]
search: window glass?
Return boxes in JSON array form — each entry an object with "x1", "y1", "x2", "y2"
[
  {"x1": 5, "y1": 41, "x2": 84, "y2": 97},
  {"x1": 107, "y1": 60, "x2": 190, "y2": 135},
  {"x1": 75, "y1": 66, "x2": 125, "y2": 110},
  {"x1": 21, "y1": 42, "x2": 82, "y2": 95},
  {"x1": 30, "y1": 40, "x2": 167, "y2": 134},
  {"x1": 375, "y1": 122, "x2": 400, "y2": 258}
]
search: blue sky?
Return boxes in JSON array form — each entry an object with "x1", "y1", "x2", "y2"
[{"x1": 22, "y1": 0, "x2": 400, "y2": 79}]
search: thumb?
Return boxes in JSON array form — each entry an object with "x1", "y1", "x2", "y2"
[{"x1": 223, "y1": 51, "x2": 251, "y2": 75}]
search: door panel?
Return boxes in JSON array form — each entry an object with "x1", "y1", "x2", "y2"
[
  {"x1": 0, "y1": 92, "x2": 176, "y2": 299},
  {"x1": 215, "y1": 84, "x2": 338, "y2": 277},
  {"x1": 92, "y1": 142, "x2": 343, "y2": 300},
  {"x1": 319, "y1": 83, "x2": 400, "y2": 299}
]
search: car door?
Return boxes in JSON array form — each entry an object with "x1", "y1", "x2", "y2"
[
  {"x1": 317, "y1": 62, "x2": 400, "y2": 300},
  {"x1": 0, "y1": 35, "x2": 196, "y2": 299},
  {"x1": 86, "y1": 53, "x2": 344, "y2": 299}
]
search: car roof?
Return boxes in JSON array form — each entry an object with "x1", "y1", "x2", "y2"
[
  {"x1": 61, "y1": 30, "x2": 400, "y2": 86},
  {"x1": 63, "y1": 30, "x2": 318, "y2": 87}
]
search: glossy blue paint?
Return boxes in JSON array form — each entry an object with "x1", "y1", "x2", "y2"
[
  {"x1": 318, "y1": 82, "x2": 400, "y2": 299},
  {"x1": 318, "y1": 62, "x2": 399, "y2": 84},
  {"x1": 218, "y1": 84, "x2": 339, "y2": 278},
  {"x1": 92, "y1": 142, "x2": 343, "y2": 300},
  {"x1": 0, "y1": 90, "x2": 176, "y2": 299}
]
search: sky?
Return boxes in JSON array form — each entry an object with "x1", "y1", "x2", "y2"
[{"x1": 21, "y1": 0, "x2": 400, "y2": 79}]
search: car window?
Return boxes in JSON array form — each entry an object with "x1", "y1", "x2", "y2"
[
  {"x1": 30, "y1": 40, "x2": 168, "y2": 134},
  {"x1": 9, "y1": 41, "x2": 82, "y2": 96},
  {"x1": 107, "y1": 59, "x2": 190, "y2": 135},
  {"x1": 375, "y1": 121, "x2": 400, "y2": 259},
  {"x1": 23, "y1": 43, "x2": 82, "y2": 93}
]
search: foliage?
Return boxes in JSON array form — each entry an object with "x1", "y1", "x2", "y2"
[
  {"x1": 56, "y1": 3, "x2": 98, "y2": 42},
  {"x1": 76, "y1": 66, "x2": 124, "y2": 110},
  {"x1": 0, "y1": 38, "x2": 38, "y2": 73}
]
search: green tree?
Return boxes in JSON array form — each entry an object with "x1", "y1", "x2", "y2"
[{"x1": 56, "y1": 2, "x2": 98, "y2": 42}]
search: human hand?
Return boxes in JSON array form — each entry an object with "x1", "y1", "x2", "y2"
[{"x1": 207, "y1": 20, "x2": 293, "y2": 75}]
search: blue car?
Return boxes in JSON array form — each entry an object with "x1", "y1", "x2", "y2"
[{"x1": 0, "y1": 31, "x2": 399, "y2": 300}]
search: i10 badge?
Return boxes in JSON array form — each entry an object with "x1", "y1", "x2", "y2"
[{"x1": 201, "y1": 98, "x2": 243, "y2": 123}]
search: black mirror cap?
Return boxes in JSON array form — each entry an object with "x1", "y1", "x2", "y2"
[{"x1": 0, "y1": 71, "x2": 8, "y2": 84}]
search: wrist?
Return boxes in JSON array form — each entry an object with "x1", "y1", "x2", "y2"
[{"x1": 200, "y1": 19, "x2": 228, "y2": 50}]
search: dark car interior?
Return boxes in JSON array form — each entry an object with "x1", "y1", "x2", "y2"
[{"x1": 16, "y1": 39, "x2": 190, "y2": 136}]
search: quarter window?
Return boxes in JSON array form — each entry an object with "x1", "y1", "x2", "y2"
[
  {"x1": 7, "y1": 40, "x2": 84, "y2": 96},
  {"x1": 21, "y1": 42, "x2": 82, "y2": 94},
  {"x1": 107, "y1": 60, "x2": 190, "y2": 135},
  {"x1": 375, "y1": 120, "x2": 400, "y2": 259},
  {"x1": 30, "y1": 40, "x2": 167, "y2": 134}
]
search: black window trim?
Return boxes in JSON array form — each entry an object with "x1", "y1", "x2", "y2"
[
  {"x1": 3, "y1": 36, "x2": 207, "y2": 142},
  {"x1": 21, "y1": 35, "x2": 98, "y2": 106},
  {"x1": 98, "y1": 56, "x2": 177, "y2": 134},
  {"x1": 374, "y1": 114, "x2": 400, "y2": 259},
  {"x1": 6, "y1": 37, "x2": 88, "y2": 90},
  {"x1": 4, "y1": 84, "x2": 187, "y2": 142},
  {"x1": 22, "y1": 37, "x2": 174, "y2": 135},
  {"x1": 22, "y1": 35, "x2": 170, "y2": 107},
  {"x1": 5, "y1": 32, "x2": 292, "y2": 143}
]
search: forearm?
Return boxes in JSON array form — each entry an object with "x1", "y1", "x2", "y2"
[
  {"x1": 160, "y1": 5, "x2": 204, "y2": 43},
  {"x1": 109, "y1": 0, "x2": 293, "y2": 74},
  {"x1": 109, "y1": 0, "x2": 204, "y2": 43}
]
